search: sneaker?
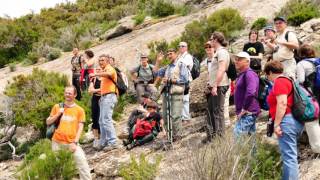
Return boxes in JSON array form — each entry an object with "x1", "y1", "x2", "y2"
[
  {"x1": 126, "y1": 143, "x2": 136, "y2": 150},
  {"x1": 123, "y1": 139, "x2": 131, "y2": 146},
  {"x1": 103, "y1": 143, "x2": 121, "y2": 152},
  {"x1": 93, "y1": 139, "x2": 100, "y2": 149},
  {"x1": 94, "y1": 144, "x2": 105, "y2": 151}
]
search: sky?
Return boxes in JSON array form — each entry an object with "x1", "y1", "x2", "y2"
[{"x1": 0, "y1": 0, "x2": 76, "y2": 18}]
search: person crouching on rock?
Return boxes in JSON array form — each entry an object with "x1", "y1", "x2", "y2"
[{"x1": 123, "y1": 101, "x2": 165, "y2": 150}]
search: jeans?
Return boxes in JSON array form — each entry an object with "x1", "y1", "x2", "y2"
[
  {"x1": 52, "y1": 141, "x2": 91, "y2": 180},
  {"x1": 99, "y1": 94, "x2": 118, "y2": 146},
  {"x1": 233, "y1": 114, "x2": 257, "y2": 139},
  {"x1": 278, "y1": 114, "x2": 304, "y2": 180},
  {"x1": 182, "y1": 93, "x2": 191, "y2": 120},
  {"x1": 206, "y1": 86, "x2": 229, "y2": 137}
]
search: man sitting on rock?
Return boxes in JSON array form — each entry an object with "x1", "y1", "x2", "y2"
[{"x1": 123, "y1": 101, "x2": 165, "y2": 150}]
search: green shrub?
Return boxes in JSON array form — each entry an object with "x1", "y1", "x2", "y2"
[
  {"x1": 8, "y1": 63, "x2": 17, "y2": 72},
  {"x1": 46, "y1": 47, "x2": 62, "y2": 61},
  {"x1": 133, "y1": 11, "x2": 147, "y2": 25},
  {"x1": 113, "y1": 94, "x2": 136, "y2": 121},
  {"x1": 4, "y1": 68, "x2": 69, "y2": 134},
  {"x1": 119, "y1": 153, "x2": 162, "y2": 180},
  {"x1": 251, "y1": 17, "x2": 268, "y2": 30},
  {"x1": 174, "y1": 4, "x2": 192, "y2": 16},
  {"x1": 277, "y1": 0, "x2": 320, "y2": 26},
  {"x1": 151, "y1": 1, "x2": 175, "y2": 17},
  {"x1": 27, "y1": 51, "x2": 40, "y2": 64},
  {"x1": 19, "y1": 139, "x2": 77, "y2": 180},
  {"x1": 79, "y1": 39, "x2": 93, "y2": 50}
]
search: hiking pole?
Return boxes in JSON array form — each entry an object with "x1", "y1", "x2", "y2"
[{"x1": 165, "y1": 80, "x2": 173, "y2": 145}]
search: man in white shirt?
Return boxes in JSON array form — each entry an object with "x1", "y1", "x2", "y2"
[{"x1": 177, "y1": 42, "x2": 193, "y2": 124}]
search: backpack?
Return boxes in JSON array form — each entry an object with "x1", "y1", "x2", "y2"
[
  {"x1": 303, "y1": 58, "x2": 320, "y2": 89},
  {"x1": 226, "y1": 58, "x2": 237, "y2": 81},
  {"x1": 281, "y1": 77, "x2": 319, "y2": 123},
  {"x1": 109, "y1": 67, "x2": 128, "y2": 96},
  {"x1": 133, "y1": 118, "x2": 157, "y2": 139},
  {"x1": 284, "y1": 31, "x2": 303, "y2": 63},
  {"x1": 46, "y1": 103, "x2": 64, "y2": 139},
  {"x1": 257, "y1": 77, "x2": 273, "y2": 110},
  {"x1": 191, "y1": 56, "x2": 200, "y2": 80},
  {"x1": 137, "y1": 65, "x2": 155, "y2": 83}
]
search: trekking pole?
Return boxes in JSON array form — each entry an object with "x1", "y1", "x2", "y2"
[{"x1": 165, "y1": 81, "x2": 173, "y2": 145}]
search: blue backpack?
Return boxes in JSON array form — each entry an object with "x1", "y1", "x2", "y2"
[
  {"x1": 303, "y1": 58, "x2": 320, "y2": 89},
  {"x1": 257, "y1": 77, "x2": 273, "y2": 110}
]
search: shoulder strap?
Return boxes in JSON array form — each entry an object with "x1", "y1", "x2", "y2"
[
  {"x1": 285, "y1": 31, "x2": 290, "y2": 42},
  {"x1": 276, "y1": 76, "x2": 294, "y2": 97},
  {"x1": 149, "y1": 65, "x2": 155, "y2": 80}
]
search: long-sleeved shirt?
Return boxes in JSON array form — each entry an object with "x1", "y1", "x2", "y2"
[
  {"x1": 234, "y1": 68, "x2": 260, "y2": 115},
  {"x1": 157, "y1": 61, "x2": 189, "y2": 85}
]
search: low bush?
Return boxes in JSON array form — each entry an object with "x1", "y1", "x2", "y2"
[
  {"x1": 277, "y1": 0, "x2": 320, "y2": 26},
  {"x1": 46, "y1": 47, "x2": 62, "y2": 61},
  {"x1": 119, "y1": 153, "x2": 162, "y2": 180},
  {"x1": 113, "y1": 94, "x2": 136, "y2": 121},
  {"x1": 151, "y1": 1, "x2": 175, "y2": 18},
  {"x1": 19, "y1": 139, "x2": 77, "y2": 180},
  {"x1": 8, "y1": 63, "x2": 17, "y2": 72},
  {"x1": 251, "y1": 17, "x2": 268, "y2": 30},
  {"x1": 26, "y1": 51, "x2": 40, "y2": 64},
  {"x1": 133, "y1": 11, "x2": 147, "y2": 25}
]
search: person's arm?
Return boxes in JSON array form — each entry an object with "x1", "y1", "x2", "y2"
[
  {"x1": 211, "y1": 53, "x2": 228, "y2": 95},
  {"x1": 274, "y1": 94, "x2": 288, "y2": 137},
  {"x1": 249, "y1": 53, "x2": 263, "y2": 60},
  {"x1": 130, "y1": 67, "x2": 139, "y2": 81},
  {"x1": 95, "y1": 68, "x2": 114, "y2": 78},
  {"x1": 296, "y1": 63, "x2": 305, "y2": 84},
  {"x1": 153, "y1": 53, "x2": 164, "y2": 72},
  {"x1": 46, "y1": 105, "x2": 63, "y2": 125},
  {"x1": 88, "y1": 81, "x2": 100, "y2": 95},
  {"x1": 276, "y1": 32, "x2": 299, "y2": 50}
]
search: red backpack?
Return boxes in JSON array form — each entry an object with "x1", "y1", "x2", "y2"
[{"x1": 133, "y1": 119, "x2": 157, "y2": 139}]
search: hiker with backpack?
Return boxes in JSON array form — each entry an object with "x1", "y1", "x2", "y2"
[
  {"x1": 233, "y1": 52, "x2": 260, "y2": 139},
  {"x1": 156, "y1": 48, "x2": 189, "y2": 142},
  {"x1": 109, "y1": 56, "x2": 129, "y2": 88},
  {"x1": 272, "y1": 16, "x2": 300, "y2": 78},
  {"x1": 203, "y1": 32, "x2": 230, "y2": 143},
  {"x1": 71, "y1": 48, "x2": 83, "y2": 100},
  {"x1": 92, "y1": 54, "x2": 121, "y2": 151},
  {"x1": 88, "y1": 67, "x2": 102, "y2": 149},
  {"x1": 123, "y1": 101, "x2": 165, "y2": 150},
  {"x1": 177, "y1": 42, "x2": 194, "y2": 124},
  {"x1": 243, "y1": 30, "x2": 265, "y2": 74},
  {"x1": 46, "y1": 86, "x2": 91, "y2": 180},
  {"x1": 296, "y1": 44, "x2": 320, "y2": 153},
  {"x1": 264, "y1": 61, "x2": 304, "y2": 180},
  {"x1": 130, "y1": 53, "x2": 157, "y2": 103}
]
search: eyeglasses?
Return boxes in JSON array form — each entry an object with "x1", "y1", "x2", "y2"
[
  {"x1": 147, "y1": 106, "x2": 156, "y2": 109},
  {"x1": 204, "y1": 46, "x2": 212, "y2": 49},
  {"x1": 178, "y1": 46, "x2": 186, "y2": 48}
]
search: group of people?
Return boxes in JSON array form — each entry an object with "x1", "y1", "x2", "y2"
[{"x1": 45, "y1": 15, "x2": 320, "y2": 180}]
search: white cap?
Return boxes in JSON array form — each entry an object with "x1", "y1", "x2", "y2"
[
  {"x1": 235, "y1": 52, "x2": 250, "y2": 61},
  {"x1": 179, "y1": 42, "x2": 188, "y2": 47}
]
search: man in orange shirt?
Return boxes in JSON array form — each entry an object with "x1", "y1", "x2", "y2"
[
  {"x1": 46, "y1": 86, "x2": 91, "y2": 180},
  {"x1": 93, "y1": 54, "x2": 120, "y2": 151}
]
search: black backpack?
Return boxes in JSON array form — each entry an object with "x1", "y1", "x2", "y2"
[
  {"x1": 191, "y1": 56, "x2": 200, "y2": 80},
  {"x1": 109, "y1": 67, "x2": 128, "y2": 96},
  {"x1": 257, "y1": 77, "x2": 273, "y2": 110},
  {"x1": 226, "y1": 58, "x2": 237, "y2": 81},
  {"x1": 284, "y1": 31, "x2": 303, "y2": 63}
]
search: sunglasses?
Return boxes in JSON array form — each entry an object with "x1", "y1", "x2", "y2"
[{"x1": 205, "y1": 46, "x2": 212, "y2": 49}]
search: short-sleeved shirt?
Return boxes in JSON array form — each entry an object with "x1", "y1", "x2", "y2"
[
  {"x1": 273, "y1": 30, "x2": 299, "y2": 61},
  {"x1": 243, "y1": 42, "x2": 264, "y2": 56},
  {"x1": 51, "y1": 104, "x2": 85, "y2": 144},
  {"x1": 101, "y1": 64, "x2": 118, "y2": 95},
  {"x1": 71, "y1": 55, "x2": 83, "y2": 76},
  {"x1": 208, "y1": 47, "x2": 230, "y2": 87},
  {"x1": 131, "y1": 64, "x2": 155, "y2": 82},
  {"x1": 267, "y1": 77, "x2": 294, "y2": 121}
]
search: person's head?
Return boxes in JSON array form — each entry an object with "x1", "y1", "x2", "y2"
[
  {"x1": 178, "y1": 42, "x2": 188, "y2": 54},
  {"x1": 210, "y1": 32, "x2": 228, "y2": 48},
  {"x1": 72, "y1": 48, "x2": 79, "y2": 56},
  {"x1": 84, "y1": 50, "x2": 94, "y2": 59},
  {"x1": 235, "y1": 52, "x2": 250, "y2": 72},
  {"x1": 146, "y1": 101, "x2": 158, "y2": 113},
  {"x1": 98, "y1": 54, "x2": 109, "y2": 69},
  {"x1": 108, "y1": 56, "x2": 116, "y2": 66},
  {"x1": 264, "y1": 25, "x2": 276, "y2": 38},
  {"x1": 140, "y1": 53, "x2": 149, "y2": 67},
  {"x1": 204, "y1": 41, "x2": 214, "y2": 56},
  {"x1": 249, "y1": 30, "x2": 259, "y2": 42},
  {"x1": 142, "y1": 92, "x2": 152, "y2": 105},
  {"x1": 64, "y1": 86, "x2": 77, "y2": 102},
  {"x1": 274, "y1": 16, "x2": 287, "y2": 33},
  {"x1": 167, "y1": 48, "x2": 177, "y2": 62},
  {"x1": 264, "y1": 60, "x2": 284, "y2": 81},
  {"x1": 298, "y1": 44, "x2": 316, "y2": 59}
]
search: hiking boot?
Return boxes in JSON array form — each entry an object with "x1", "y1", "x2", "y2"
[
  {"x1": 103, "y1": 143, "x2": 121, "y2": 152},
  {"x1": 92, "y1": 139, "x2": 100, "y2": 149},
  {"x1": 126, "y1": 143, "x2": 136, "y2": 150},
  {"x1": 93, "y1": 144, "x2": 105, "y2": 151}
]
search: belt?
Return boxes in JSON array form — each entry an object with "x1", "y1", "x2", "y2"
[{"x1": 101, "y1": 92, "x2": 116, "y2": 96}]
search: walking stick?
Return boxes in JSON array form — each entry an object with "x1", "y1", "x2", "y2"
[{"x1": 164, "y1": 81, "x2": 173, "y2": 145}]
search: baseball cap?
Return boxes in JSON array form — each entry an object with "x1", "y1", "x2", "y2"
[
  {"x1": 264, "y1": 25, "x2": 275, "y2": 32},
  {"x1": 140, "y1": 53, "x2": 148, "y2": 58},
  {"x1": 274, "y1": 16, "x2": 287, "y2": 23},
  {"x1": 179, "y1": 42, "x2": 188, "y2": 47},
  {"x1": 235, "y1": 52, "x2": 250, "y2": 61}
]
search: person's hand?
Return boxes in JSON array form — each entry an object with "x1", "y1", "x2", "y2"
[
  {"x1": 211, "y1": 85, "x2": 217, "y2": 96},
  {"x1": 69, "y1": 142, "x2": 77, "y2": 153},
  {"x1": 274, "y1": 125, "x2": 282, "y2": 138},
  {"x1": 156, "y1": 52, "x2": 164, "y2": 63},
  {"x1": 89, "y1": 73, "x2": 95, "y2": 78}
]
